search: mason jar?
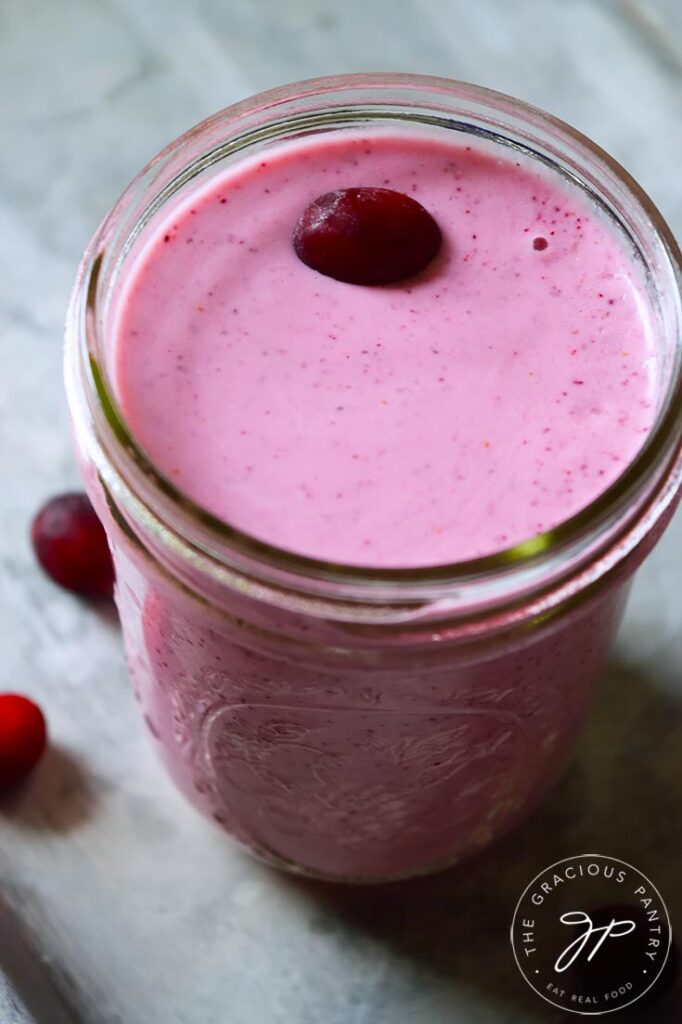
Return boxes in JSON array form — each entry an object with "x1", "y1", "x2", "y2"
[{"x1": 64, "y1": 74, "x2": 682, "y2": 882}]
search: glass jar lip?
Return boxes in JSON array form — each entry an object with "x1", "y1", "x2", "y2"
[{"x1": 74, "y1": 73, "x2": 682, "y2": 591}]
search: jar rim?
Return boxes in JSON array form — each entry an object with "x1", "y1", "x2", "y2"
[{"x1": 67, "y1": 73, "x2": 682, "y2": 606}]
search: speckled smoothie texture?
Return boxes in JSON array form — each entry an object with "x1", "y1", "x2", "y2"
[
  {"x1": 86, "y1": 125, "x2": 671, "y2": 880},
  {"x1": 114, "y1": 131, "x2": 656, "y2": 565}
]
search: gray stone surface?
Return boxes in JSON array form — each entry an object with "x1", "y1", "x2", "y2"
[{"x1": 1, "y1": 1, "x2": 680, "y2": 1021}]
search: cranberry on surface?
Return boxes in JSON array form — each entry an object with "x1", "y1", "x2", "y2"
[
  {"x1": 31, "y1": 492, "x2": 114, "y2": 599},
  {"x1": 0, "y1": 694, "x2": 47, "y2": 789}
]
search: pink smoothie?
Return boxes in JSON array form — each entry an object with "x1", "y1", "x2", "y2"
[
  {"x1": 114, "y1": 131, "x2": 656, "y2": 566},
  {"x1": 90, "y1": 123, "x2": 666, "y2": 880}
]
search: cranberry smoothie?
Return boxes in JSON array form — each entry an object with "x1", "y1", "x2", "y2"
[
  {"x1": 115, "y1": 132, "x2": 656, "y2": 566},
  {"x1": 77, "y1": 117, "x2": 670, "y2": 880}
]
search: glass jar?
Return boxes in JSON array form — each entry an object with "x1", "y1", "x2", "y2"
[{"x1": 65, "y1": 74, "x2": 682, "y2": 882}]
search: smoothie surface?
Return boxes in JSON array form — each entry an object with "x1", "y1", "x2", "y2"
[{"x1": 114, "y1": 130, "x2": 657, "y2": 566}]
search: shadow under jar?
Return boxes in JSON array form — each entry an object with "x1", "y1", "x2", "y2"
[{"x1": 65, "y1": 75, "x2": 682, "y2": 882}]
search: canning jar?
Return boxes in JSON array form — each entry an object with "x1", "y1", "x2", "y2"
[{"x1": 65, "y1": 75, "x2": 682, "y2": 882}]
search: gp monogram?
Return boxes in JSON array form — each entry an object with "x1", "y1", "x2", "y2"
[{"x1": 511, "y1": 855, "x2": 672, "y2": 1015}]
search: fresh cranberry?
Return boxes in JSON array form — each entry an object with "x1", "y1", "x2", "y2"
[
  {"x1": 31, "y1": 492, "x2": 114, "y2": 599},
  {"x1": 0, "y1": 695, "x2": 47, "y2": 789},
  {"x1": 293, "y1": 187, "x2": 442, "y2": 285}
]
